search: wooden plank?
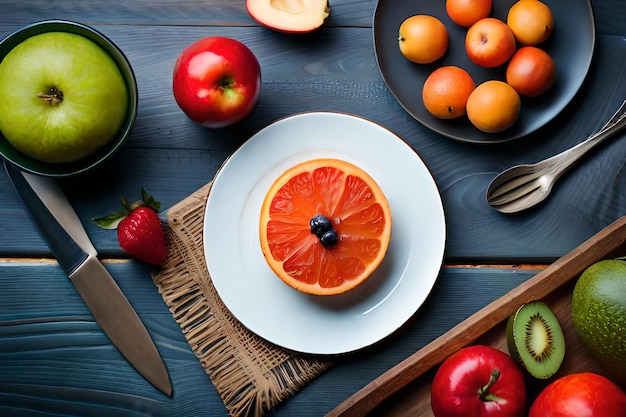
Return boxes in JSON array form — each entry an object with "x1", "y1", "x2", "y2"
[
  {"x1": 0, "y1": 25, "x2": 626, "y2": 261},
  {"x1": 0, "y1": 0, "x2": 623, "y2": 34},
  {"x1": 0, "y1": 261, "x2": 539, "y2": 416}
]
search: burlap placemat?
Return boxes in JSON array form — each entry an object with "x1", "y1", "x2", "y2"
[{"x1": 151, "y1": 182, "x2": 333, "y2": 417}]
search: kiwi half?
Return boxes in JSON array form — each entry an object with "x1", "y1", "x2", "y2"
[{"x1": 506, "y1": 300, "x2": 566, "y2": 379}]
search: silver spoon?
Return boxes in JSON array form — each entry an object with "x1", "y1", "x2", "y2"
[{"x1": 486, "y1": 100, "x2": 626, "y2": 214}]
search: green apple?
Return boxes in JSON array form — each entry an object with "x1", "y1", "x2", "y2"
[{"x1": 0, "y1": 31, "x2": 128, "y2": 163}]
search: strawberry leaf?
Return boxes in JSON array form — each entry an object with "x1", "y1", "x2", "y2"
[
  {"x1": 93, "y1": 210, "x2": 127, "y2": 229},
  {"x1": 92, "y1": 188, "x2": 162, "y2": 230},
  {"x1": 141, "y1": 187, "x2": 161, "y2": 211}
]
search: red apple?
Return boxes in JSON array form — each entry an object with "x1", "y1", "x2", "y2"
[
  {"x1": 529, "y1": 372, "x2": 626, "y2": 417},
  {"x1": 465, "y1": 18, "x2": 516, "y2": 68},
  {"x1": 172, "y1": 36, "x2": 261, "y2": 128},
  {"x1": 246, "y1": 0, "x2": 330, "y2": 33},
  {"x1": 431, "y1": 345, "x2": 526, "y2": 417}
]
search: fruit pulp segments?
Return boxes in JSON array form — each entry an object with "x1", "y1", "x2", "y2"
[{"x1": 266, "y1": 167, "x2": 386, "y2": 286}]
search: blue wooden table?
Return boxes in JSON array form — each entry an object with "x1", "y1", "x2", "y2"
[{"x1": 0, "y1": 1, "x2": 625, "y2": 416}]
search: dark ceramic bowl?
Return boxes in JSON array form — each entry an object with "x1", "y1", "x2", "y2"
[{"x1": 0, "y1": 20, "x2": 138, "y2": 177}]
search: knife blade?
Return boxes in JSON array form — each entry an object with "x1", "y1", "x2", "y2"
[{"x1": 4, "y1": 162, "x2": 172, "y2": 396}]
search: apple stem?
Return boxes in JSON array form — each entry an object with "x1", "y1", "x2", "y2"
[
  {"x1": 37, "y1": 87, "x2": 64, "y2": 106},
  {"x1": 477, "y1": 369, "x2": 501, "y2": 402}
]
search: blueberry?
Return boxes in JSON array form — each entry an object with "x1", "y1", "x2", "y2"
[
  {"x1": 310, "y1": 214, "x2": 332, "y2": 238},
  {"x1": 320, "y1": 229, "x2": 339, "y2": 247}
]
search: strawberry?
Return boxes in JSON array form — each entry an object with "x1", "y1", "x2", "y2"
[{"x1": 93, "y1": 188, "x2": 167, "y2": 266}]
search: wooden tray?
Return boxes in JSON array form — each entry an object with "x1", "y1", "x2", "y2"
[{"x1": 327, "y1": 216, "x2": 626, "y2": 417}]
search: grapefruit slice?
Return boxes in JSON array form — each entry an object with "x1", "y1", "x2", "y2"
[{"x1": 259, "y1": 158, "x2": 392, "y2": 295}]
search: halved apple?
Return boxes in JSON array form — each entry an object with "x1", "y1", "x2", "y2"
[{"x1": 247, "y1": 0, "x2": 330, "y2": 33}]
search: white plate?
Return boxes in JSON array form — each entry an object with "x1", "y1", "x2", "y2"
[{"x1": 204, "y1": 112, "x2": 446, "y2": 355}]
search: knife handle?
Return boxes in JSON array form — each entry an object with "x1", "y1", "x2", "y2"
[{"x1": 5, "y1": 163, "x2": 89, "y2": 276}]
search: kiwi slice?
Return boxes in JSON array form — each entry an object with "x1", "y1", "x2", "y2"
[{"x1": 506, "y1": 300, "x2": 566, "y2": 379}]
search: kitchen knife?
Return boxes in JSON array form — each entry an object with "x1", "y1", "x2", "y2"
[{"x1": 4, "y1": 162, "x2": 172, "y2": 396}]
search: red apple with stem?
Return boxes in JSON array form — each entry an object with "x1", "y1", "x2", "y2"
[
  {"x1": 431, "y1": 345, "x2": 526, "y2": 417},
  {"x1": 172, "y1": 36, "x2": 261, "y2": 128}
]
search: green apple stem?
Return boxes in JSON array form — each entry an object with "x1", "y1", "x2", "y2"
[
  {"x1": 37, "y1": 87, "x2": 64, "y2": 106},
  {"x1": 477, "y1": 369, "x2": 502, "y2": 402}
]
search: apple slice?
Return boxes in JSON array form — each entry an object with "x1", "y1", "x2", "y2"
[{"x1": 247, "y1": 0, "x2": 330, "y2": 33}]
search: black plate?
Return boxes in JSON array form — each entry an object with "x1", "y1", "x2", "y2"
[{"x1": 373, "y1": 0, "x2": 595, "y2": 143}]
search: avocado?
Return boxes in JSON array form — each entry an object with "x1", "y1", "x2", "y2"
[{"x1": 571, "y1": 258, "x2": 626, "y2": 384}]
